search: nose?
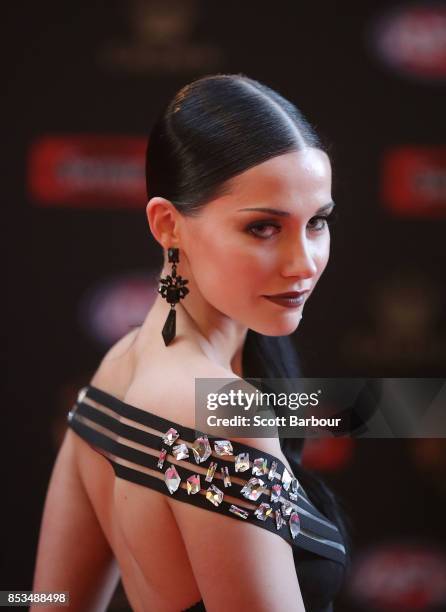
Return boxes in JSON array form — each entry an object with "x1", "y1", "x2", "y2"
[{"x1": 280, "y1": 237, "x2": 318, "y2": 280}]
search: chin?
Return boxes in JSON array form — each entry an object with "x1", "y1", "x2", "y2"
[{"x1": 252, "y1": 315, "x2": 302, "y2": 337}]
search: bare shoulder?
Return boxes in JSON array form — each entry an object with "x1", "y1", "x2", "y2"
[
  {"x1": 88, "y1": 327, "x2": 141, "y2": 393},
  {"x1": 125, "y1": 353, "x2": 285, "y2": 461},
  {"x1": 123, "y1": 354, "x2": 238, "y2": 431},
  {"x1": 99, "y1": 326, "x2": 141, "y2": 365}
]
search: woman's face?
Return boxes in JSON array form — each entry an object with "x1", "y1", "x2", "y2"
[{"x1": 180, "y1": 148, "x2": 334, "y2": 336}]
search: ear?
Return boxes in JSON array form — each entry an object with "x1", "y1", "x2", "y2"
[{"x1": 146, "y1": 197, "x2": 181, "y2": 249}]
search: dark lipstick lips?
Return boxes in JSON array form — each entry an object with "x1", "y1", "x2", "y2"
[
  {"x1": 262, "y1": 291, "x2": 309, "y2": 308},
  {"x1": 267, "y1": 291, "x2": 307, "y2": 298}
]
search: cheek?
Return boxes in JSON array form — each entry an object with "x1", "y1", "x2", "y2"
[{"x1": 187, "y1": 231, "x2": 272, "y2": 301}]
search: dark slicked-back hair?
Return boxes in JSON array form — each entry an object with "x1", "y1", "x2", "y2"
[{"x1": 146, "y1": 73, "x2": 321, "y2": 211}]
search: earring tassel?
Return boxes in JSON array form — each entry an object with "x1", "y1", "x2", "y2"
[{"x1": 162, "y1": 307, "x2": 176, "y2": 346}]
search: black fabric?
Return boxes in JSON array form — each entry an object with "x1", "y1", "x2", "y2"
[
  {"x1": 68, "y1": 385, "x2": 346, "y2": 611},
  {"x1": 183, "y1": 597, "x2": 334, "y2": 612},
  {"x1": 182, "y1": 600, "x2": 206, "y2": 612}
]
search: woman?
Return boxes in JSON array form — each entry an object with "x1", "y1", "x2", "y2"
[{"x1": 32, "y1": 74, "x2": 349, "y2": 612}]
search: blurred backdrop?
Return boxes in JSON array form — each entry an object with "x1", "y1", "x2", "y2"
[{"x1": 4, "y1": 1, "x2": 446, "y2": 610}]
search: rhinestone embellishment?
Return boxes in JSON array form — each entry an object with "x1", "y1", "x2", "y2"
[
  {"x1": 281, "y1": 499, "x2": 294, "y2": 518},
  {"x1": 214, "y1": 440, "x2": 234, "y2": 456},
  {"x1": 229, "y1": 504, "x2": 249, "y2": 519},
  {"x1": 205, "y1": 461, "x2": 218, "y2": 482},
  {"x1": 221, "y1": 466, "x2": 232, "y2": 487},
  {"x1": 164, "y1": 465, "x2": 181, "y2": 494},
  {"x1": 270, "y1": 483, "x2": 282, "y2": 503},
  {"x1": 252, "y1": 457, "x2": 268, "y2": 476},
  {"x1": 289, "y1": 477, "x2": 299, "y2": 501},
  {"x1": 206, "y1": 484, "x2": 224, "y2": 506},
  {"x1": 163, "y1": 427, "x2": 179, "y2": 446},
  {"x1": 275, "y1": 508, "x2": 286, "y2": 530},
  {"x1": 268, "y1": 460, "x2": 278, "y2": 480},
  {"x1": 191, "y1": 435, "x2": 212, "y2": 464},
  {"x1": 186, "y1": 474, "x2": 201, "y2": 495},
  {"x1": 77, "y1": 387, "x2": 88, "y2": 404},
  {"x1": 235, "y1": 452, "x2": 250, "y2": 472},
  {"x1": 240, "y1": 477, "x2": 266, "y2": 501},
  {"x1": 254, "y1": 503, "x2": 273, "y2": 521},
  {"x1": 281, "y1": 467, "x2": 293, "y2": 490},
  {"x1": 157, "y1": 448, "x2": 167, "y2": 469},
  {"x1": 289, "y1": 512, "x2": 301, "y2": 539},
  {"x1": 172, "y1": 443, "x2": 189, "y2": 460}
]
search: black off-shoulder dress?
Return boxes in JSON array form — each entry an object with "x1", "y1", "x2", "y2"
[{"x1": 67, "y1": 385, "x2": 346, "y2": 612}]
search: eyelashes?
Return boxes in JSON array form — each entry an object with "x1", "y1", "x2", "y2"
[
  {"x1": 246, "y1": 221, "x2": 281, "y2": 239},
  {"x1": 246, "y1": 209, "x2": 338, "y2": 239},
  {"x1": 307, "y1": 209, "x2": 338, "y2": 231}
]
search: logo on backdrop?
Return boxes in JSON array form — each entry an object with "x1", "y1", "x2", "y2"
[
  {"x1": 97, "y1": 0, "x2": 224, "y2": 75},
  {"x1": 381, "y1": 146, "x2": 446, "y2": 218},
  {"x1": 348, "y1": 543, "x2": 446, "y2": 610},
  {"x1": 367, "y1": 3, "x2": 446, "y2": 82},
  {"x1": 28, "y1": 135, "x2": 146, "y2": 208}
]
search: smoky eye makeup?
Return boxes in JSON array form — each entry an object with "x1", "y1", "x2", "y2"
[
  {"x1": 244, "y1": 208, "x2": 338, "y2": 239},
  {"x1": 244, "y1": 219, "x2": 282, "y2": 238},
  {"x1": 308, "y1": 207, "x2": 338, "y2": 229}
]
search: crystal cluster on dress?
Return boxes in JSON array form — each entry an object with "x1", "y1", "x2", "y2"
[{"x1": 157, "y1": 428, "x2": 301, "y2": 541}]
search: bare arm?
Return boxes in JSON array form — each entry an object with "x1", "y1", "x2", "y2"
[
  {"x1": 31, "y1": 430, "x2": 119, "y2": 612},
  {"x1": 123, "y1": 378, "x2": 306, "y2": 612},
  {"x1": 169, "y1": 487, "x2": 306, "y2": 611}
]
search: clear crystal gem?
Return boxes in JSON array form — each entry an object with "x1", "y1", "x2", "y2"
[
  {"x1": 229, "y1": 504, "x2": 249, "y2": 519},
  {"x1": 214, "y1": 440, "x2": 234, "y2": 456},
  {"x1": 275, "y1": 508, "x2": 286, "y2": 530},
  {"x1": 240, "y1": 477, "x2": 266, "y2": 501},
  {"x1": 205, "y1": 461, "x2": 218, "y2": 482},
  {"x1": 254, "y1": 502, "x2": 273, "y2": 521},
  {"x1": 163, "y1": 427, "x2": 180, "y2": 446},
  {"x1": 271, "y1": 483, "x2": 282, "y2": 503},
  {"x1": 206, "y1": 484, "x2": 224, "y2": 506},
  {"x1": 252, "y1": 457, "x2": 268, "y2": 476},
  {"x1": 221, "y1": 466, "x2": 231, "y2": 487},
  {"x1": 289, "y1": 512, "x2": 301, "y2": 539},
  {"x1": 164, "y1": 465, "x2": 181, "y2": 494},
  {"x1": 157, "y1": 448, "x2": 167, "y2": 468},
  {"x1": 77, "y1": 387, "x2": 88, "y2": 404},
  {"x1": 191, "y1": 435, "x2": 212, "y2": 463},
  {"x1": 235, "y1": 452, "x2": 250, "y2": 472},
  {"x1": 268, "y1": 460, "x2": 278, "y2": 480},
  {"x1": 172, "y1": 443, "x2": 189, "y2": 460},
  {"x1": 281, "y1": 499, "x2": 294, "y2": 517},
  {"x1": 186, "y1": 474, "x2": 201, "y2": 495},
  {"x1": 281, "y1": 467, "x2": 293, "y2": 490},
  {"x1": 291, "y1": 477, "x2": 299, "y2": 494}
]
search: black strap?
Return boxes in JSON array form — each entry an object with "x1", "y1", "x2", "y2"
[{"x1": 68, "y1": 385, "x2": 347, "y2": 566}]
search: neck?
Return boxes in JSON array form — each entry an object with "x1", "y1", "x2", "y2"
[{"x1": 139, "y1": 292, "x2": 248, "y2": 377}]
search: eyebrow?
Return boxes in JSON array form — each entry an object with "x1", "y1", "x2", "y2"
[{"x1": 237, "y1": 201, "x2": 336, "y2": 216}]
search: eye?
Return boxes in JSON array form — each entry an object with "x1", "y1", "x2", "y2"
[
  {"x1": 246, "y1": 221, "x2": 281, "y2": 239},
  {"x1": 307, "y1": 216, "x2": 328, "y2": 232},
  {"x1": 307, "y1": 210, "x2": 337, "y2": 232}
]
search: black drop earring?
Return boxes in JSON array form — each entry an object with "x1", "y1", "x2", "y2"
[{"x1": 158, "y1": 247, "x2": 189, "y2": 346}]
